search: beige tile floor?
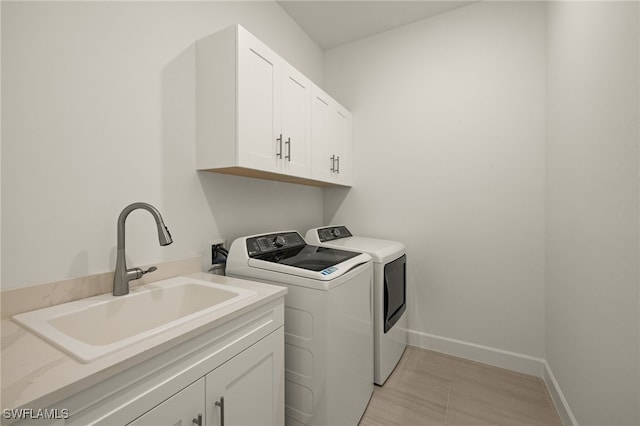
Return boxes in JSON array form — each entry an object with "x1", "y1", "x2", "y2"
[{"x1": 359, "y1": 346, "x2": 563, "y2": 426}]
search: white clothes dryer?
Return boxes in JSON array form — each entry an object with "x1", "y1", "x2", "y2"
[
  {"x1": 306, "y1": 226, "x2": 407, "y2": 385},
  {"x1": 226, "y1": 231, "x2": 373, "y2": 426}
]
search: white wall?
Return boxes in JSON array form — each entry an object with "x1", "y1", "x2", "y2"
[
  {"x1": 546, "y1": 2, "x2": 640, "y2": 425},
  {"x1": 1, "y1": 2, "x2": 3, "y2": 289},
  {"x1": 323, "y1": 1, "x2": 547, "y2": 358},
  {"x1": 1, "y1": 1, "x2": 324, "y2": 289}
]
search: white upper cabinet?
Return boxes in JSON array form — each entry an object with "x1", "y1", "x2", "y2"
[
  {"x1": 311, "y1": 87, "x2": 353, "y2": 186},
  {"x1": 196, "y1": 25, "x2": 349, "y2": 187},
  {"x1": 197, "y1": 25, "x2": 313, "y2": 182}
]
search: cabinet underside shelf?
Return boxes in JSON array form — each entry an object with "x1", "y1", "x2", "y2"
[{"x1": 200, "y1": 167, "x2": 350, "y2": 188}]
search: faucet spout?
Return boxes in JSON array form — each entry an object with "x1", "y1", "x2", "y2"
[
  {"x1": 113, "y1": 202, "x2": 173, "y2": 296},
  {"x1": 156, "y1": 221, "x2": 173, "y2": 247}
]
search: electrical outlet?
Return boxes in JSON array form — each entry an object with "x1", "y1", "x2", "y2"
[
  {"x1": 209, "y1": 238, "x2": 227, "y2": 267},
  {"x1": 209, "y1": 238, "x2": 225, "y2": 247}
]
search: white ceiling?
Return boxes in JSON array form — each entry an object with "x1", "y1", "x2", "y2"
[{"x1": 278, "y1": 1, "x2": 478, "y2": 50}]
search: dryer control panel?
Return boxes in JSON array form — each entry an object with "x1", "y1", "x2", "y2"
[
  {"x1": 317, "y1": 226, "x2": 352, "y2": 242},
  {"x1": 246, "y1": 231, "x2": 306, "y2": 257}
]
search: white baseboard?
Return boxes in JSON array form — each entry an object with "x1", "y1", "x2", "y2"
[
  {"x1": 407, "y1": 329, "x2": 577, "y2": 426},
  {"x1": 542, "y1": 360, "x2": 579, "y2": 426},
  {"x1": 407, "y1": 329, "x2": 546, "y2": 376}
]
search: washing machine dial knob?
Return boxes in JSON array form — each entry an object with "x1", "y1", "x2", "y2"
[
  {"x1": 332, "y1": 228, "x2": 341, "y2": 237},
  {"x1": 274, "y1": 235, "x2": 286, "y2": 248}
]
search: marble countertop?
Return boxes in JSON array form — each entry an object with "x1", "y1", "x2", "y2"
[{"x1": 1, "y1": 272, "x2": 286, "y2": 412}]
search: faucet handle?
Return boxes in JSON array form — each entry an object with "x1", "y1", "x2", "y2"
[
  {"x1": 129, "y1": 266, "x2": 158, "y2": 281},
  {"x1": 143, "y1": 266, "x2": 158, "y2": 274}
]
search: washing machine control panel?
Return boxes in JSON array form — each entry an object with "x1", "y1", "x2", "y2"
[
  {"x1": 317, "y1": 226, "x2": 352, "y2": 242},
  {"x1": 246, "y1": 231, "x2": 306, "y2": 257}
]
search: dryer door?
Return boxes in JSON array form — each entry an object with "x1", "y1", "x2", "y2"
[{"x1": 383, "y1": 254, "x2": 406, "y2": 333}]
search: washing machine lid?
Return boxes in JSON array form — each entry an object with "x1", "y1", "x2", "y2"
[
  {"x1": 306, "y1": 226, "x2": 406, "y2": 263},
  {"x1": 251, "y1": 245, "x2": 360, "y2": 271},
  {"x1": 236, "y1": 231, "x2": 372, "y2": 281}
]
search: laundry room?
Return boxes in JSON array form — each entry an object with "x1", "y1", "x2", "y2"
[{"x1": 1, "y1": 2, "x2": 639, "y2": 426}]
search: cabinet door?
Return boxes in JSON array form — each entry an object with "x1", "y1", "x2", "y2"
[
  {"x1": 311, "y1": 87, "x2": 334, "y2": 182},
  {"x1": 281, "y1": 63, "x2": 311, "y2": 178},
  {"x1": 330, "y1": 104, "x2": 353, "y2": 186},
  {"x1": 128, "y1": 378, "x2": 205, "y2": 426},
  {"x1": 237, "y1": 27, "x2": 281, "y2": 173},
  {"x1": 206, "y1": 329, "x2": 284, "y2": 426},
  {"x1": 311, "y1": 87, "x2": 353, "y2": 185}
]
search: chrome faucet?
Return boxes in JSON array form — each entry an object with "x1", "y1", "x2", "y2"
[{"x1": 113, "y1": 202, "x2": 173, "y2": 296}]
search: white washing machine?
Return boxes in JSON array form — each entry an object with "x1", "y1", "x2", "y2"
[
  {"x1": 226, "y1": 231, "x2": 374, "y2": 426},
  {"x1": 306, "y1": 226, "x2": 407, "y2": 385}
]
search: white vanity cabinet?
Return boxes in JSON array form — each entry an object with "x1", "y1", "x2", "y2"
[
  {"x1": 311, "y1": 87, "x2": 353, "y2": 186},
  {"x1": 16, "y1": 299, "x2": 286, "y2": 426},
  {"x1": 197, "y1": 24, "x2": 312, "y2": 182},
  {"x1": 128, "y1": 329, "x2": 283, "y2": 426}
]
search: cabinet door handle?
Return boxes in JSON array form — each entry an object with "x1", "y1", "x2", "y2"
[
  {"x1": 215, "y1": 396, "x2": 225, "y2": 426},
  {"x1": 192, "y1": 413, "x2": 202, "y2": 426},
  {"x1": 330, "y1": 155, "x2": 335, "y2": 172},
  {"x1": 336, "y1": 156, "x2": 340, "y2": 174},
  {"x1": 285, "y1": 137, "x2": 291, "y2": 161},
  {"x1": 276, "y1": 134, "x2": 283, "y2": 159}
]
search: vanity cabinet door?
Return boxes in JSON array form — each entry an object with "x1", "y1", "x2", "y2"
[
  {"x1": 205, "y1": 328, "x2": 284, "y2": 426},
  {"x1": 127, "y1": 378, "x2": 205, "y2": 426}
]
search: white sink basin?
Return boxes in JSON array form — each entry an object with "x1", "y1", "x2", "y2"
[{"x1": 13, "y1": 276, "x2": 256, "y2": 363}]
